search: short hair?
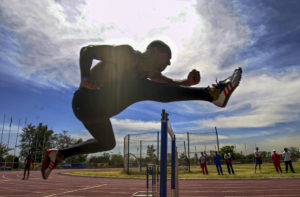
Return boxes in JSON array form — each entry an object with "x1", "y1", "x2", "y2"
[{"x1": 146, "y1": 40, "x2": 171, "y2": 55}]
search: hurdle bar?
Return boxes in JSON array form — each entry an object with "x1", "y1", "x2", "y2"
[
  {"x1": 132, "y1": 164, "x2": 159, "y2": 197},
  {"x1": 160, "y1": 109, "x2": 178, "y2": 197}
]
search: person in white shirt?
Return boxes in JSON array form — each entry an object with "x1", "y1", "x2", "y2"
[
  {"x1": 200, "y1": 152, "x2": 208, "y2": 175},
  {"x1": 283, "y1": 148, "x2": 295, "y2": 173},
  {"x1": 254, "y1": 147, "x2": 262, "y2": 173}
]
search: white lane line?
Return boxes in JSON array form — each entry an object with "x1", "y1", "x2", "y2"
[
  {"x1": 1, "y1": 174, "x2": 8, "y2": 180},
  {"x1": 44, "y1": 184, "x2": 107, "y2": 197}
]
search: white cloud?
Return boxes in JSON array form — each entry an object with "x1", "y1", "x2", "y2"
[
  {"x1": 0, "y1": 0, "x2": 202, "y2": 89},
  {"x1": 200, "y1": 68, "x2": 300, "y2": 128},
  {"x1": 165, "y1": 0, "x2": 250, "y2": 83},
  {"x1": 0, "y1": 0, "x2": 250, "y2": 89},
  {"x1": 111, "y1": 118, "x2": 160, "y2": 132}
]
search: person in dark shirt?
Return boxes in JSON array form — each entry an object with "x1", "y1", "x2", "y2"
[
  {"x1": 224, "y1": 152, "x2": 235, "y2": 175},
  {"x1": 41, "y1": 40, "x2": 242, "y2": 179},
  {"x1": 23, "y1": 154, "x2": 34, "y2": 180},
  {"x1": 254, "y1": 147, "x2": 262, "y2": 173}
]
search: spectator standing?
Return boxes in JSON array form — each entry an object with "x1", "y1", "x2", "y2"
[
  {"x1": 272, "y1": 149, "x2": 282, "y2": 173},
  {"x1": 224, "y1": 152, "x2": 235, "y2": 175},
  {"x1": 254, "y1": 147, "x2": 262, "y2": 173},
  {"x1": 200, "y1": 152, "x2": 208, "y2": 175},
  {"x1": 214, "y1": 151, "x2": 223, "y2": 175},
  {"x1": 283, "y1": 148, "x2": 295, "y2": 173}
]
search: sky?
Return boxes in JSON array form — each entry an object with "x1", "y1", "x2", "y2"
[{"x1": 0, "y1": 0, "x2": 300, "y2": 156}]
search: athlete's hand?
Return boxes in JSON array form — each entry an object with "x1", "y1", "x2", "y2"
[
  {"x1": 80, "y1": 77, "x2": 102, "y2": 90},
  {"x1": 186, "y1": 69, "x2": 201, "y2": 86}
]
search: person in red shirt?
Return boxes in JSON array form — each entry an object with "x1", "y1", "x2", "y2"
[
  {"x1": 200, "y1": 152, "x2": 208, "y2": 175},
  {"x1": 272, "y1": 149, "x2": 282, "y2": 173}
]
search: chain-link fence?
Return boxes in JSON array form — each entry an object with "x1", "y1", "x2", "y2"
[
  {"x1": 124, "y1": 132, "x2": 160, "y2": 173},
  {"x1": 124, "y1": 130, "x2": 219, "y2": 173}
]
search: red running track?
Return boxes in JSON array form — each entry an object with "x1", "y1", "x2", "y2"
[{"x1": 1, "y1": 169, "x2": 300, "y2": 197}]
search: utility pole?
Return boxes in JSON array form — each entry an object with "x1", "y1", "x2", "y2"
[
  {"x1": 0, "y1": 114, "x2": 5, "y2": 145},
  {"x1": 187, "y1": 132, "x2": 190, "y2": 172},
  {"x1": 13, "y1": 120, "x2": 20, "y2": 168},
  {"x1": 215, "y1": 127, "x2": 220, "y2": 152}
]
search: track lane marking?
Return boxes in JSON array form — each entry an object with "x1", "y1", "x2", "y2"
[{"x1": 44, "y1": 184, "x2": 107, "y2": 197}]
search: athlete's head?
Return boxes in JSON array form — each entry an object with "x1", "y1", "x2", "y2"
[{"x1": 144, "y1": 40, "x2": 172, "y2": 72}]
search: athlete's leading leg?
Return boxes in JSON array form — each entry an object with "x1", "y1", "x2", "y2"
[
  {"x1": 123, "y1": 67, "x2": 242, "y2": 108},
  {"x1": 128, "y1": 79, "x2": 213, "y2": 104}
]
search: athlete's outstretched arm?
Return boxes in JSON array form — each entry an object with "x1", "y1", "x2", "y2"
[{"x1": 150, "y1": 69, "x2": 201, "y2": 86}]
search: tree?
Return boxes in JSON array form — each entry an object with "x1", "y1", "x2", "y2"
[
  {"x1": 289, "y1": 147, "x2": 300, "y2": 161},
  {"x1": 147, "y1": 144, "x2": 156, "y2": 158},
  {"x1": 64, "y1": 138, "x2": 88, "y2": 163},
  {"x1": 110, "y1": 154, "x2": 124, "y2": 167},
  {"x1": 19, "y1": 124, "x2": 87, "y2": 163},
  {"x1": 260, "y1": 151, "x2": 269, "y2": 159},
  {"x1": 19, "y1": 123, "x2": 54, "y2": 162},
  {"x1": 88, "y1": 153, "x2": 110, "y2": 167},
  {"x1": 52, "y1": 130, "x2": 73, "y2": 149},
  {"x1": 0, "y1": 143, "x2": 9, "y2": 159},
  {"x1": 5, "y1": 155, "x2": 15, "y2": 162},
  {"x1": 178, "y1": 152, "x2": 189, "y2": 166},
  {"x1": 220, "y1": 145, "x2": 235, "y2": 157},
  {"x1": 89, "y1": 153, "x2": 110, "y2": 163},
  {"x1": 145, "y1": 144, "x2": 157, "y2": 163},
  {"x1": 52, "y1": 131, "x2": 87, "y2": 163},
  {"x1": 233, "y1": 152, "x2": 245, "y2": 160}
]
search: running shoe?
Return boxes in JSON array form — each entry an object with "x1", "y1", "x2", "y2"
[
  {"x1": 210, "y1": 67, "x2": 242, "y2": 107},
  {"x1": 41, "y1": 149, "x2": 58, "y2": 180}
]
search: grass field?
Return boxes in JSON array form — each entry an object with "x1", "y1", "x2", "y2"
[{"x1": 65, "y1": 162, "x2": 300, "y2": 179}]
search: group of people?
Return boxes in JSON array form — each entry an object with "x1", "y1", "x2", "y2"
[
  {"x1": 255, "y1": 147, "x2": 295, "y2": 174},
  {"x1": 199, "y1": 147, "x2": 296, "y2": 175},
  {"x1": 199, "y1": 151, "x2": 235, "y2": 175}
]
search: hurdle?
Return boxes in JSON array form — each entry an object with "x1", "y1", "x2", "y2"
[
  {"x1": 132, "y1": 109, "x2": 178, "y2": 197},
  {"x1": 160, "y1": 109, "x2": 178, "y2": 197},
  {"x1": 132, "y1": 164, "x2": 159, "y2": 197}
]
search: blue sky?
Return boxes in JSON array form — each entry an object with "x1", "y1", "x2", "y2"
[{"x1": 0, "y1": 0, "x2": 299, "y2": 156}]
